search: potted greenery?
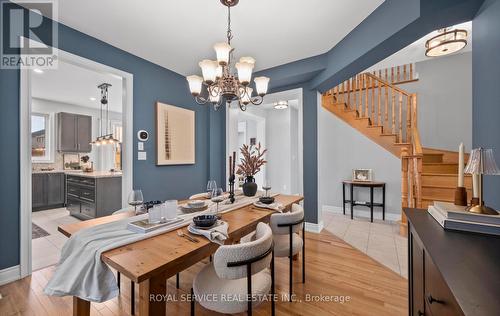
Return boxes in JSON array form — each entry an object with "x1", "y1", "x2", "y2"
[{"x1": 236, "y1": 143, "x2": 267, "y2": 196}]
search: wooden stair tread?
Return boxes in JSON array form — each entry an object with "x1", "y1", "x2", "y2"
[
  {"x1": 380, "y1": 133, "x2": 397, "y2": 137},
  {"x1": 423, "y1": 162, "x2": 461, "y2": 165},
  {"x1": 394, "y1": 142, "x2": 410, "y2": 146},
  {"x1": 422, "y1": 173, "x2": 471, "y2": 177},
  {"x1": 367, "y1": 125, "x2": 383, "y2": 128},
  {"x1": 422, "y1": 184, "x2": 472, "y2": 189},
  {"x1": 422, "y1": 197, "x2": 454, "y2": 202}
]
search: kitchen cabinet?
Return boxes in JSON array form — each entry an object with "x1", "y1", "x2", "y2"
[
  {"x1": 57, "y1": 112, "x2": 92, "y2": 152},
  {"x1": 32, "y1": 172, "x2": 65, "y2": 211},
  {"x1": 66, "y1": 174, "x2": 122, "y2": 220}
]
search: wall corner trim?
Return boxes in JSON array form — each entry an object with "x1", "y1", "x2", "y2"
[{"x1": 0, "y1": 265, "x2": 21, "y2": 286}]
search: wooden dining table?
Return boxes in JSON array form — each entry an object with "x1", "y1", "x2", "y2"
[{"x1": 57, "y1": 194, "x2": 304, "y2": 316}]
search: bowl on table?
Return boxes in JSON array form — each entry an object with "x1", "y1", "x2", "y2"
[
  {"x1": 188, "y1": 200, "x2": 206, "y2": 208},
  {"x1": 193, "y1": 214, "x2": 218, "y2": 228},
  {"x1": 259, "y1": 196, "x2": 275, "y2": 205}
]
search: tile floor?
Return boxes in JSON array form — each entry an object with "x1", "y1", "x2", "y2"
[
  {"x1": 322, "y1": 211, "x2": 408, "y2": 278},
  {"x1": 31, "y1": 208, "x2": 81, "y2": 271}
]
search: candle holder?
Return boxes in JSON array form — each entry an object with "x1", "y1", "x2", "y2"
[
  {"x1": 228, "y1": 174, "x2": 236, "y2": 204},
  {"x1": 454, "y1": 187, "x2": 467, "y2": 206}
]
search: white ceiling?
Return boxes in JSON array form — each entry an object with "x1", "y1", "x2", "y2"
[
  {"x1": 47, "y1": 0, "x2": 384, "y2": 76},
  {"x1": 31, "y1": 60, "x2": 123, "y2": 113},
  {"x1": 366, "y1": 21, "x2": 472, "y2": 72}
]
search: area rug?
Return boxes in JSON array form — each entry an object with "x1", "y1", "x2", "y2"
[{"x1": 32, "y1": 223, "x2": 50, "y2": 239}]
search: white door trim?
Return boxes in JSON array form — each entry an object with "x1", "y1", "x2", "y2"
[{"x1": 19, "y1": 39, "x2": 134, "y2": 279}]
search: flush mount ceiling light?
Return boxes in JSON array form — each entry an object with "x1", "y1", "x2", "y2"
[
  {"x1": 186, "y1": 0, "x2": 270, "y2": 111},
  {"x1": 89, "y1": 97, "x2": 96, "y2": 101},
  {"x1": 273, "y1": 100, "x2": 288, "y2": 110},
  {"x1": 425, "y1": 27, "x2": 468, "y2": 57},
  {"x1": 90, "y1": 83, "x2": 120, "y2": 146},
  {"x1": 33, "y1": 68, "x2": 44, "y2": 74}
]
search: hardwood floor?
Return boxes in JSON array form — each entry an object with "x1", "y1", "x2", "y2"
[{"x1": 0, "y1": 230, "x2": 407, "y2": 315}]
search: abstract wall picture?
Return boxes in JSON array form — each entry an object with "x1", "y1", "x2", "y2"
[{"x1": 156, "y1": 102, "x2": 195, "y2": 165}]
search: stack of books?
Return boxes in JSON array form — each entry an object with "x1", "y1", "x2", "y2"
[{"x1": 428, "y1": 202, "x2": 500, "y2": 236}]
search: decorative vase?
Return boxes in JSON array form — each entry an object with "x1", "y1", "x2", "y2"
[{"x1": 242, "y1": 176, "x2": 258, "y2": 197}]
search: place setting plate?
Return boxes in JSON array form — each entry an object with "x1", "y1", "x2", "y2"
[{"x1": 180, "y1": 200, "x2": 209, "y2": 213}]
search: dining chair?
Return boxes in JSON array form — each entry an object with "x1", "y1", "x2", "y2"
[
  {"x1": 111, "y1": 208, "x2": 181, "y2": 315},
  {"x1": 191, "y1": 222, "x2": 275, "y2": 316},
  {"x1": 270, "y1": 203, "x2": 305, "y2": 301}
]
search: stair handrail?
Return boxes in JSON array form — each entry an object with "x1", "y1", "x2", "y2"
[{"x1": 364, "y1": 72, "x2": 412, "y2": 97}]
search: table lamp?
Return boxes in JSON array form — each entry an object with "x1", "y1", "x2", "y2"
[{"x1": 464, "y1": 148, "x2": 500, "y2": 215}]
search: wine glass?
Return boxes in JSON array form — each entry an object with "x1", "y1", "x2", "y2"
[
  {"x1": 206, "y1": 180, "x2": 217, "y2": 198},
  {"x1": 211, "y1": 188, "x2": 224, "y2": 216},
  {"x1": 128, "y1": 190, "x2": 144, "y2": 214},
  {"x1": 262, "y1": 179, "x2": 272, "y2": 197}
]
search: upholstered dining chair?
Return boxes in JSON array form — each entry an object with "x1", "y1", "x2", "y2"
[
  {"x1": 191, "y1": 222, "x2": 275, "y2": 316},
  {"x1": 111, "y1": 208, "x2": 181, "y2": 315},
  {"x1": 270, "y1": 203, "x2": 305, "y2": 301}
]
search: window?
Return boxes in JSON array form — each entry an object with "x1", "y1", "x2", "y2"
[{"x1": 31, "y1": 113, "x2": 53, "y2": 162}]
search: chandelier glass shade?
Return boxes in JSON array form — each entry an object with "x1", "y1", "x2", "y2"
[
  {"x1": 425, "y1": 28, "x2": 468, "y2": 57},
  {"x1": 186, "y1": 0, "x2": 270, "y2": 111}
]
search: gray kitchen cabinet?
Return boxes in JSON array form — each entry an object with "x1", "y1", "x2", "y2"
[
  {"x1": 32, "y1": 172, "x2": 65, "y2": 211},
  {"x1": 57, "y1": 112, "x2": 92, "y2": 153},
  {"x1": 47, "y1": 173, "x2": 65, "y2": 205},
  {"x1": 66, "y1": 175, "x2": 122, "y2": 220},
  {"x1": 32, "y1": 174, "x2": 46, "y2": 209}
]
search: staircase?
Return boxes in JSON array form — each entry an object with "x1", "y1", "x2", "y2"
[{"x1": 321, "y1": 63, "x2": 471, "y2": 233}]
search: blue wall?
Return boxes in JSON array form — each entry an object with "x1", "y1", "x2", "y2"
[
  {"x1": 472, "y1": 0, "x2": 500, "y2": 209},
  {"x1": 0, "y1": 3, "x2": 224, "y2": 270}
]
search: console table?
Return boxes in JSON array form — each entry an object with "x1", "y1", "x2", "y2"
[{"x1": 342, "y1": 180, "x2": 385, "y2": 222}]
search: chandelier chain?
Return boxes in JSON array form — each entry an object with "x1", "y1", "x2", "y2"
[{"x1": 227, "y1": 6, "x2": 233, "y2": 45}]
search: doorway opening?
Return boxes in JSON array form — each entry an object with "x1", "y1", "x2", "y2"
[{"x1": 20, "y1": 44, "x2": 133, "y2": 277}]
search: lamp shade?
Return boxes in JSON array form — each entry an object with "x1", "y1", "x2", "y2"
[
  {"x1": 235, "y1": 61, "x2": 254, "y2": 85},
  {"x1": 254, "y1": 76, "x2": 270, "y2": 96},
  {"x1": 464, "y1": 148, "x2": 500, "y2": 175},
  {"x1": 215, "y1": 65, "x2": 223, "y2": 79},
  {"x1": 214, "y1": 42, "x2": 232, "y2": 65},
  {"x1": 240, "y1": 87, "x2": 253, "y2": 105},
  {"x1": 239, "y1": 56, "x2": 255, "y2": 67},
  {"x1": 199, "y1": 60, "x2": 218, "y2": 84},
  {"x1": 186, "y1": 75, "x2": 203, "y2": 96}
]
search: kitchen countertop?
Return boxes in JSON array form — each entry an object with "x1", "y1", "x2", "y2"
[{"x1": 33, "y1": 170, "x2": 122, "y2": 178}]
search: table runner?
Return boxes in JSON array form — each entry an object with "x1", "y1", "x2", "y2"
[{"x1": 44, "y1": 194, "x2": 267, "y2": 302}]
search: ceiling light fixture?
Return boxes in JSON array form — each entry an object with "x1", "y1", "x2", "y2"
[
  {"x1": 425, "y1": 27, "x2": 467, "y2": 57},
  {"x1": 33, "y1": 68, "x2": 44, "y2": 74},
  {"x1": 274, "y1": 100, "x2": 288, "y2": 110},
  {"x1": 186, "y1": 0, "x2": 270, "y2": 111},
  {"x1": 89, "y1": 97, "x2": 96, "y2": 101},
  {"x1": 90, "y1": 83, "x2": 120, "y2": 146}
]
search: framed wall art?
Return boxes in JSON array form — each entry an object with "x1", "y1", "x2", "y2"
[{"x1": 156, "y1": 102, "x2": 195, "y2": 165}]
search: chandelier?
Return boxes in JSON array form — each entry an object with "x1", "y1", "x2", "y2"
[
  {"x1": 90, "y1": 83, "x2": 120, "y2": 146},
  {"x1": 186, "y1": 0, "x2": 270, "y2": 111},
  {"x1": 425, "y1": 27, "x2": 467, "y2": 57}
]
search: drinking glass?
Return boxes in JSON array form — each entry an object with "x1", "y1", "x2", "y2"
[
  {"x1": 211, "y1": 188, "x2": 225, "y2": 215},
  {"x1": 206, "y1": 180, "x2": 217, "y2": 198},
  {"x1": 148, "y1": 204, "x2": 162, "y2": 224},
  {"x1": 128, "y1": 189, "x2": 144, "y2": 213},
  {"x1": 164, "y1": 200, "x2": 178, "y2": 219},
  {"x1": 263, "y1": 179, "x2": 272, "y2": 197}
]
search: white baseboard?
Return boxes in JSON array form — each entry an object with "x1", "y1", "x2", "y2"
[
  {"x1": 0, "y1": 265, "x2": 21, "y2": 286},
  {"x1": 322, "y1": 205, "x2": 400, "y2": 222},
  {"x1": 305, "y1": 221, "x2": 324, "y2": 233}
]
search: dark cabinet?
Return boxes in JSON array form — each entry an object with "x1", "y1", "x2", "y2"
[
  {"x1": 66, "y1": 175, "x2": 121, "y2": 220},
  {"x1": 57, "y1": 112, "x2": 92, "y2": 153},
  {"x1": 32, "y1": 172, "x2": 65, "y2": 211},
  {"x1": 32, "y1": 174, "x2": 46, "y2": 209}
]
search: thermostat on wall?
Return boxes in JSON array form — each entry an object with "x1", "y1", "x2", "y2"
[{"x1": 137, "y1": 130, "x2": 149, "y2": 141}]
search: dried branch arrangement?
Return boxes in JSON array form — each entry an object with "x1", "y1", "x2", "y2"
[{"x1": 236, "y1": 143, "x2": 267, "y2": 177}]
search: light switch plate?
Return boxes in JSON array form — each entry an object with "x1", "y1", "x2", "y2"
[
  {"x1": 138, "y1": 142, "x2": 144, "y2": 151},
  {"x1": 138, "y1": 151, "x2": 147, "y2": 161}
]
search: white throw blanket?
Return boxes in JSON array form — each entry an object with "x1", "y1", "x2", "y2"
[{"x1": 44, "y1": 194, "x2": 266, "y2": 302}]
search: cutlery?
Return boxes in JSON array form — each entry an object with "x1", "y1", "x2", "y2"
[{"x1": 177, "y1": 230, "x2": 199, "y2": 243}]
